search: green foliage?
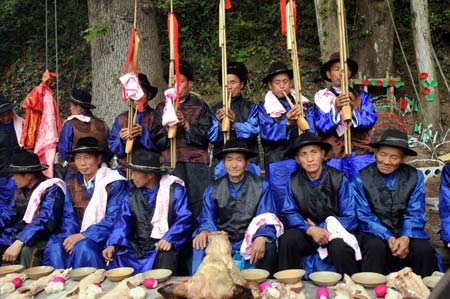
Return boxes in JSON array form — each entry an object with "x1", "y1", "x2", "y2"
[{"x1": 81, "y1": 24, "x2": 108, "y2": 43}]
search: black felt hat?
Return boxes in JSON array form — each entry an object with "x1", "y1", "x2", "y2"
[
  {"x1": 138, "y1": 73, "x2": 158, "y2": 100},
  {"x1": 287, "y1": 133, "x2": 332, "y2": 158},
  {"x1": 3, "y1": 151, "x2": 48, "y2": 173},
  {"x1": 262, "y1": 61, "x2": 293, "y2": 84},
  {"x1": 214, "y1": 138, "x2": 258, "y2": 160},
  {"x1": 122, "y1": 148, "x2": 167, "y2": 173},
  {"x1": 218, "y1": 61, "x2": 249, "y2": 87},
  {"x1": 369, "y1": 129, "x2": 417, "y2": 156},
  {"x1": 67, "y1": 89, "x2": 95, "y2": 109},
  {"x1": 0, "y1": 95, "x2": 18, "y2": 114},
  {"x1": 69, "y1": 137, "x2": 104, "y2": 155},
  {"x1": 179, "y1": 60, "x2": 194, "y2": 81},
  {"x1": 320, "y1": 52, "x2": 358, "y2": 82}
]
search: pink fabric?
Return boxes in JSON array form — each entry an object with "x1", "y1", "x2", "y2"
[
  {"x1": 264, "y1": 91, "x2": 286, "y2": 117},
  {"x1": 34, "y1": 88, "x2": 59, "y2": 177},
  {"x1": 13, "y1": 113, "x2": 24, "y2": 147},
  {"x1": 240, "y1": 213, "x2": 284, "y2": 260},
  {"x1": 80, "y1": 164, "x2": 126, "y2": 232},
  {"x1": 162, "y1": 88, "x2": 179, "y2": 127},
  {"x1": 150, "y1": 174, "x2": 185, "y2": 239},
  {"x1": 23, "y1": 178, "x2": 66, "y2": 223},
  {"x1": 314, "y1": 88, "x2": 345, "y2": 136},
  {"x1": 67, "y1": 114, "x2": 91, "y2": 123},
  {"x1": 119, "y1": 73, "x2": 144, "y2": 101},
  {"x1": 317, "y1": 216, "x2": 362, "y2": 261}
]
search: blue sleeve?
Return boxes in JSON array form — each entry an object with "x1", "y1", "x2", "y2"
[
  {"x1": 58, "y1": 122, "x2": 73, "y2": 162},
  {"x1": 353, "y1": 174, "x2": 393, "y2": 240},
  {"x1": 235, "y1": 104, "x2": 260, "y2": 139},
  {"x1": 334, "y1": 176, "x2": 357, "y2": 232},
  {"x1": 17, "y1": 185, "x2": 65, "y2": 246},
  {"x1": 106, "y1": 193, "x2": 132, "y2": 248},
  {"x1": 314, "y1": 103, "x2": 338, "y2": 135},
  {"x1": 208, "y1": 106, "x2": 221, "y2": 144},
  {"x1": 0, "y1": 177, "x2": 16, "y2": 230},
  {"x1": 162, "y1": 184, "x2": 193, "y2": 250},
  {"x1": 353, "y1": 91, "x2": 378, "y2": 130},
  {"x1": 83, "y1": 180, "x2": 127, "y2": 242},
  {"x1": 280, "y1": 181, "x2": 312, "y2": 232},
  {"x1": 194, "y1": 184, "x2": 219, "y2": 236},
  {"x1": 253, "y1": 180, "x2": 277, "y2": 240},
  {"x1": 108, "y1": 116, "x2": 125, "y2": 157},
  {"x1": 258, "y1": 102, "x2": 293, "y2": 142},
  {"x1": 304, "y1": 105, "x2": 316, "y2": 134},
  {"x1": 400, "y1": 171, "x2": 428, "y2": 239},
  {"x1": 439, "y1": 165, "x2": 450, "y2": 243}
]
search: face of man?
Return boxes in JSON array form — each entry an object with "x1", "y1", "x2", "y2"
[
  {"x1": 223, "y1": 152, "x2": 249, "y2": 183},
  {"x1": 374, "y1": 146, "x2": 405, "y2": 175},
  {"x1": 226, "y1": 74, "x2": 244, "y2": 98},
  {"x1": 178, "y1": 74, "x2": 193, "y2": 99},
  {"x1": 69, "y1": 102, "x2": 85, "y2": 116},
  {"x1": 74, "y1": 153, "x2": 102, "y2": 180},
  {"x1": 13, "y1": 173, "x2": 33, "y2": 189},
  {"x1": 0, "y1": 110, "x2": 14, "y2": 124},
  {"x1": 326, "y1": 62, "x2": 353, "y2": 88},
  {"x1": 295, "y1": 145, "x2": 325, "y2": 179},
  {"x1": 130, "y1": 170, "x2": 156, "y2": 188},
  {"x1": 268, "y1": 73, "x2": 291, "y2": 98}
]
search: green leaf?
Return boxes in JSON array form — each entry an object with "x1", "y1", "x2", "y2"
[
  {"x1": 431, "y1": 80, "x2": 438, "y2": 88},
  {"x1": 425, "y1": 94, "x2": 435, "y2": 102},
  {"x1": 422, "y1": 80, "x2": 430, "y2": 88}
]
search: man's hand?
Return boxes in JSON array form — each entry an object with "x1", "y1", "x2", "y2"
[
  {"x1": 102, "y1": 245, "x2": 115, "y2": 262},
  {"x1": 119, "y1": 128, "x2": 131, "y2": 140},
  {"x1": 63, "y1": 233, "x2": 86, "y2": 254},
  {"x1": 249, "y1": 237, "x2": 266, "y2": 264},
  {"x1": 193, "y1": 230, "x2": 209, "y2": 250},
  {"x1": 129, "y1": 124, "x2": 143, "y2": 138},
  {"x1": 215, "y1": 108, "x2": 225, "y2": 121},
  {"x1": 2, "y1": 240, "x2": 23, "y2": 262},
  {"x1": 286, "y1": 106, "x2": 300, "y2": 126},
  {"x1": 334, "y1": 93, "x2": 354, "y2": 113},
  {"x1": 176, "y1": 111, "x2": 189, "y2": 130},
  {"x1": 391, "y1": 236, "x2": 410, "y2": 259},
  {"x1": 155, "y1": 240, "x2": 172, "y2": 252},
  {"x1": 307, "y1": 226, "x2": 331, "y2": 246}
]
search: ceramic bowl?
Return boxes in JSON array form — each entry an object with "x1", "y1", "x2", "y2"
[
  {"x1": 24, "y1": 266, "x2": 54, "y2": 280},
  {"x1": 309, "y1": 271, "x2": 342, "y2": 287},
  {"x1": 0, "y1": 264, "x2": 24, "y2": 277},
  {"x1": 105, "y1": 267, "x2": 134, "y2": 282},
  {"x1": 273, "y1": 269, "x2": 306, "y2": 284},
  {"x1": 351, "y1": 272, "x2": 386, "y2": 288},
  {"x1": 143, "y1": 269, "x2": 173, "y2": 282},
  {"x1": 241, "y1": 269, "x2": 270, "y2": 283},
  {"x1": 69, "y1": 267, "x2": 96, "y2": 281}
]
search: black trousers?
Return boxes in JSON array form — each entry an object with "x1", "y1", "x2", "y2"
[
  {"x1": 154, "y1": 250, "x2": 178, "y2": 273},
  {"x1": 358, "y1": 232, "x2": 438, "y2": 277},
  {"x1": 278, "y1": 228, "x2": 359, "y2": 275},
  {"x1": 255, "y1": 241, "x2": 278, "y2": 276}
]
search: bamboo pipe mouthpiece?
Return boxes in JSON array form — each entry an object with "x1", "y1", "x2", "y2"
[
  {"x1": 125, "y1": 138, "x2": 134, "y2": 154},
  {"x1": 342, "y1": 104, "x2": 352, "y2": 121},
  {"x1": 221, "y1": 116, "x2": 230, "y2": 132},
  {"x1": 168, "y1": 126, "x2": 177, "y2": 138},
  {"x1": 297, "y1": 117, "x2": 310, "y2": 131}
]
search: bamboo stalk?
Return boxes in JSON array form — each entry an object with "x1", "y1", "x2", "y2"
[
  {"x1": 168, "y1": 6, "x2": 177, "y2": 169},
  {"x1": 219, "y1": 0, "x2": 230, "y2": 143}
]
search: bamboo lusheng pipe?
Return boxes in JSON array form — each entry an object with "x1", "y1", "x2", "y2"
[
  {"x1": 125, "y1": 104, "x2": 138, "y2": 154},
  {"x1": 219, "y1": 0, "x2": 230, "y2": 143},
  {"x1": 168, "y1": 7, "x2": 177, "y2": 169},
  {"x1": 336, "y1": 0, "x2": 352, "y2": 155},
  {"x1": 284, "y1": 0, "x2": 310, "y2": 133}
]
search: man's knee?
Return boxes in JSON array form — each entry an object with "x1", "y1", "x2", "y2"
[
  {"x1": 410, "y1": 239, "x2": 435, "y2": 256},
  {"x1": 360, "y1": 233, "x2": 386, "y2": 255},
  {"x1": 279, "y1": 228, "x2": 304, "y2": 247}
]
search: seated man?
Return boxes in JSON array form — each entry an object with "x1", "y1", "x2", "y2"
[
  {"x1": 102, "y1": 148, "x2": 192, "y2": 274},
  {"x1": 278, "y1": 133, "x2": 359, "y2": 276},
  {"x1": 192, "y1": 139, "x2": 280, "y2": 275},
  {"x1": 1, "y1": 151, "x2": 65, "y2": 267},
  {"x1": 355, "y1": 129, "x2": 439, "y2": 277},
  {"x1": 44, "y1": 137, "x2": 127, "y2": 268},
  {"x1": 440, "y1": 163, "x2": 450, "y2": 248}
]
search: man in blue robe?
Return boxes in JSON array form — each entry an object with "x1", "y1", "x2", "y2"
[
  {"x1": 43, "y1": 137, "x2": 127, "y2": 269},
  {"x1": 354, "y1": 129, "x2": 439, "y2": 277},
  {"x1": 278, "y1": 133, "x2": 359, "y2": 277},
  {"x1": 1, "y1": 151, "x2": 65, "y2": 267},
  {"x1": 314, "y1": 52, "x2": 378, "y2": 179},
  {"x1": 102, "y1": 148, "x2": 192, "y2": 274},
  {"x1": 192, "y1": 138, "x2": 279, "y2": 275},
  {"x1": 439, "y1": 163, "x2": 450, "y2": 248},
  {"x1": 209, "y1": 61, "x2": 260, "y2": 178}
]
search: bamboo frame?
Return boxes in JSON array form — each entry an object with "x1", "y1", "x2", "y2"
[{"x1": 219, "y1": 0, "x2": 230, "y2": 143}]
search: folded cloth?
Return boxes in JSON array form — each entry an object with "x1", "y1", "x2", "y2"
[
  {"x1": 67, "y1": 114, "x2": 91, "y2": 123},
  {"x1": 162, "y1": 88, "x2": 179, "y2": 127},
  {"x1": 317, "y1": 216, "x2": 362, "y2": 261},
  {"x1": 119, "y1": 73, "x2": 144, "y2": 101},
  {"x1": 13, "y1": 113, "x2": 24, "y2": 147},
  {"x1": 150, "y1": 174, "x2": 185, "y2": 239},
  {"x1": 240, "y1": 212, "x2": 284, "y2": 260},
  {"x1": 23, "y1": 178, "x2": 66, "y2": 223},
  {"x1": 315, "y1": 89, "x2": 346, "y2": 136},
  {"x1": 264, "y1": 91, "x2": 286, "y2": 118},
  {"x1": 80, "y1": 164, "x2": 126, "y2": 232}
]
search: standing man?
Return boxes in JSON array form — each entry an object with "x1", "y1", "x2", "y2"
[
  {"x1": 278, "y1": 133, "x2": 359, "y2": 276},
  {"x1": 44, "y1": 137, "x2": 127, "y2": 269},
  {"x1": 209, "y1": 61, "x2": 260, "y2": 178},
  {"x1": 439, "y1": 163, "x2": 450, "y2": 248},
  {"x1": 1, "y1": 151, "x2": 65, "y2": 267},
  {"x1": 355, "y1": 129, "x2": 440, "y2": 277},
  {"x1": 192, "y1": 139, "x2": 279, "y2": 275},
  {"x1": 102, "y1": 148, "x2": 192, "y2": 274},
  {"x1": 108, "y1": 74, "x2": 166, "y2": 167},
  {"x1": 314, "y1": 52, "x2": 378, "y2": 178}
]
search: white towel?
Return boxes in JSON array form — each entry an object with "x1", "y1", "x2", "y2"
[
  {"x1": 67, "y1": 114, "x2": 91, "y2": 123},
  {"x1": 162, "y1": 88, "x2": 179, "y2": 127},
  {"x1": 263, "y1": 91, "x2": 286, "y2": 117}
]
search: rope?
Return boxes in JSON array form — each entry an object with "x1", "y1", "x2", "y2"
[
  {"x1": 54, "y1": 0, "x2": 59, "y2": 106},
  {"x1": 45, "y1": 0, "x2": 48, "y2": 70}
]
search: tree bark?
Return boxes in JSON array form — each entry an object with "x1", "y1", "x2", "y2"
[
  {"x1": 313, "y1": 0, "x2": 340, "y2": 62},
  {"x1": 87, "y1": 0, "x2": 165, "y2": 126},
  {"x1": 411, "y1": 0, "x2": 440, "y2": 129}
]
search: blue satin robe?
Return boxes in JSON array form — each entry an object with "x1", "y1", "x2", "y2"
[
  {"x1": 440, "y1": 164, "x2": 450, "y2": 244},
  {"x1": 192, "y1": 174, "x2": 276, "y2": 274},
  {"x1": 0, "y1": 176, "x2": 16, "y2": 246},
  {"x1": 106, "y1": 182, "x2": 192, "y2": 273},
  {"x1": 43, "y1": 174, "x2": 127, "y2": 268}
]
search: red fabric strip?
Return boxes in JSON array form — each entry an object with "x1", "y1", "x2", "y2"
[
  {"x1": 280, "y1": 0, "x2": 287, "y2": 35},
  {"x1": 225, "y1": 0, "x2": 232, "y2": 10}
]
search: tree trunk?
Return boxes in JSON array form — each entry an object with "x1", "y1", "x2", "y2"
[
  {"x1": 313, "y1": 0, "x2": 340, "y2": 62},
  {"x1": 411, "y1": 0, "x2": 440, "y2": 129},
  {"x1": 351, "y1": 0, "x2": 394, "y2": 78},
  {"x1": 87, "y1": 0, "x2": 165, "y2": 126}
]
